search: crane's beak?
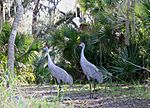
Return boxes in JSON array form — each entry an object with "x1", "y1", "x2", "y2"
[
  {"x1": 43, "y1": 45, "x2": 49, "y2": 52},
  {"x1": 79, "y1": 44, "x2": 83, "y2": 51},
  {"x1": 43, "y1": 47, "x2": 47, "y2": 51},
  {"x1": 79, "y1": 44, "x2": 82, "y2": 47}
]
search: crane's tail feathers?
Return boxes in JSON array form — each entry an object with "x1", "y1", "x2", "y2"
[
  {"x1": 98, "y1": 66, "x2": 112, "y2": 77},
  {"x1": 92, "y1": 72, "x2": 103, "y2": 83},
  {"x1": 65, "y1": 74, "x2": 73, "y2": 85}
]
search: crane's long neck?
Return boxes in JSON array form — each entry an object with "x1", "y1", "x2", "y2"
[
  {"x1": 81, "y1": 46, "x2": 86, "y2": 60},
  {"x1": 47, "y1": 52, "x2": 54, "y2": 67}
]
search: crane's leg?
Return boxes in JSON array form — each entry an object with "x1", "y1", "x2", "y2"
[
  {"x1": 91, "y1": 81, "x2": 96, "y2": 98},
  {"x1": 87, "y1": 77, "x2": 92, "y2": 98},
  {"x1": 90, "y1": 81, "x2": 97, "y2": 98},
  {"x1": 89, "y1": 82, "x2": 92, "y2": 98},
  {"x1": 93, "y1": 82, "x2": 96, "y2": 98},
  {"x1": 58, "y1": 84, "x2": 61, "y2": 100},
  {"x1": 56, "y1": 78, "x2": 61, "y2": 101}
]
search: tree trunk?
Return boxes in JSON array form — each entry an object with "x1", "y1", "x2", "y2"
[
  {"x1": 0, "y1": 0, "x2": 3, "y2": 32},
  {"x1": 2, "y1": 1, "x2": 5, "y2": 23},
  {"x1": 7, "y1": 0, "x2": 24, "y2": 77},
  {"x1": 32, "y1": 0, "x2": 40, "y2": 36},
  {"x1": 131, "y1": 0, "x2": 136, "y2": 38},
  {"x1": 125, "y1": 0, "x2": 130, "y2": 46}
]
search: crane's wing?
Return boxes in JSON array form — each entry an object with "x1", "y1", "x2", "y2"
[
  {"x1": 51, "y1": 65, "x2": 73, "y2": 85},
  {"x1": 81, "y1": 60, "x2": 103, "y2": 83}
]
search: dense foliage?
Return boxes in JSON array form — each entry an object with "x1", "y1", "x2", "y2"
[
  {"x1": 0, "y1": 0, "x2": 150, "y2": 84},
  {"x1": 76, "y1": 0, "x2": 150, "y2": 82}
]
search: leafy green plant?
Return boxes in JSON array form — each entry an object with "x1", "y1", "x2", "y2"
[
  {"x1": 34, "y1": 54, "x2": 51, "y2": 84},
  {"x1": 0, "y1": 22, "x2": 12, "y2": 47},
  {"x1": 109, "y1": 44, "x2": 142, "y2": 81},
  {"x1": 43, "y1": 25, "x2": 81, "y2": 81}
]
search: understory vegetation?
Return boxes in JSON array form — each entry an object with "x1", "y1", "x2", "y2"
[{"x1": 0, "y1": 0, "x2": 150, "y2": 107}]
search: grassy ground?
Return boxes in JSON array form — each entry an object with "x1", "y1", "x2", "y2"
[{"x1": 0, "y1": 82, "x2": 150, "y2": 108}]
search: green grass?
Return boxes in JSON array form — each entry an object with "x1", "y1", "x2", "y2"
[
  {"x1": 0, "y1": 85, "x2": 74, "y2": 108},
  {"x1": 62, "y1": 83, "x2": 150, "y2": 99},
  {"x1": 0, "y1": 76, "x2": 74, "y2": 108},
  {"x1": 0, "y1": 77, "x2": 150, "y2": 108},
  {"x1": 95, "y1": 83, "x2": 150, "y2": 99}
]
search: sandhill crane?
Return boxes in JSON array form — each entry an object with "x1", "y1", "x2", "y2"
[
  {"x1": 43, "y1": 46, "x2": 73, "y2": 98},
  {"x1": 79, "y1": 42, "x2": 103, "y2": 98}
]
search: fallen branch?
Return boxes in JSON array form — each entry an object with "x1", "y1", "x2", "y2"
[{"x1": 120, "y1": 57, "x2": 150, "y2": 73}]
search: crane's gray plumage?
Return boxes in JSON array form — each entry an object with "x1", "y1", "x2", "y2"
[
  {"x1": 79, "y1": 42, "x2": 103, "y2": 83},
  {"x1": 44, "y1": 46, "x2": 73, "y2": 85}
]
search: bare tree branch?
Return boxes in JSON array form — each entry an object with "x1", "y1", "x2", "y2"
[{"x1": 120, "y1": 57, "x2": 150, "y2": 73}]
